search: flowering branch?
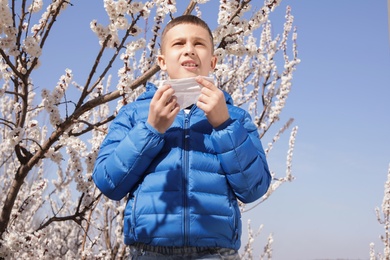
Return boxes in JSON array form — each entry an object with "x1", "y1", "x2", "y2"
[
  {"x1": 36, "y1": 193, "x2": 102, "y2": 232},
  {"x1": 372, "y1": 164, "x2": 390, "y2": 259}
]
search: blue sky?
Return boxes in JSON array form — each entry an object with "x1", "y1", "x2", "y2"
[
  {"x1": 244, "y1": 1, "x2": 390, "y2": 259},
  {"x1": 33, "y1": 0, "x2": 390, "y2": 259}
]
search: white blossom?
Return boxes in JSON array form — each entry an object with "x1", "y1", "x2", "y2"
[
  {"x1": 23, "y1": 36, "x2": 42, "y2": 57},
  {"x1": 116, "y1": 0, "x2": 128, "y2": 15},
  {"x1": 28, "y1": 0, "x2": 43, "y2": 13},
  {"x1": 115, "y1": 15, "x2": 128, "y2": 30},
  {"x1": 129, "y1": 2, "x2": 144, "y2": 14}
]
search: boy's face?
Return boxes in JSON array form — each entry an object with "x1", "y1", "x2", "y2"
[{"x1": 157, "y1": 23, "x2": 217, "y2": 79}]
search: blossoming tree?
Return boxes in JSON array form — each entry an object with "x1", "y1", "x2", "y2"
[
  {"x1": 0, "y1": 0, "x2": 299, "y2": 258},
  {"x1": 371, "y1": 164, "x2": 390, "y2": 260}
]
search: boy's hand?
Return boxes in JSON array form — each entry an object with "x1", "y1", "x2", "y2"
[
  {"x1": 196, "y1": 77, "x2": 230, "y2": 128},
  {"x1": 147, "y1": 85, "x2": 180, "y2": 133}
]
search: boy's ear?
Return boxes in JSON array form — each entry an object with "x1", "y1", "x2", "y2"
[
  {"x1": 210, "y1": 55, "x2": 217, "y2": 71},
  {"x1": 157, "y1": 55, "x2": 167, "y2": 70}
]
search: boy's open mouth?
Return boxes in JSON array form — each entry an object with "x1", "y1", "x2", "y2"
[{"x1": 182, "y1": 61, "x2": 198, "y2": 67}]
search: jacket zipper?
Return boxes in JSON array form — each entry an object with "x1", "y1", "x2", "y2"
[{"x1": 183, "y1": 111, "x2": 191, "y2": 246}]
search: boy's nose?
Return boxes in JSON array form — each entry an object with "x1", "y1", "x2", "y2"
[{"x1": 184, "y1": 44, "x2": 195, "y2": 56}]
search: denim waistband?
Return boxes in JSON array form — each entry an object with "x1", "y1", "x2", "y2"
[{"x1": 130, "y1": 243, "x2": 220, "y2": 255}]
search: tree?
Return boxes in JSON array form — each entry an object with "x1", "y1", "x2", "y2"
[
  {"x1": 0, "y1": 0, "x2": 299, "y2": 258},
  {"x1": 371, "y1": 164, "x2": 390, "y2": 260}
]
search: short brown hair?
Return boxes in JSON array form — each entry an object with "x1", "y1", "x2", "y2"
[{"x1": 160, "y1": 15, "x2": 214, "y2": 53}]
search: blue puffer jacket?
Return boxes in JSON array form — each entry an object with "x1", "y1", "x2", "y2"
[{"x1": 93, "y1": 82, "x2": 271, "y2": 250}]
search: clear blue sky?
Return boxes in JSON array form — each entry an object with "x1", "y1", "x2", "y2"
[
  {"x1": 242, "y1": 1, "x2": 390, "y2": 259},
  {"x1": 33, "y1": 0, "x2": 390, "y2": 259}
]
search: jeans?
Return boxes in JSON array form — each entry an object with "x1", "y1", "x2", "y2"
[{"x1": 129, "y1": 243, "x2": 240, "y2": 260}]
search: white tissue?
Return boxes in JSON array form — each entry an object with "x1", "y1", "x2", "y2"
[{"x1": 160, "y1": 76, "x2": 214, "y2": 109}]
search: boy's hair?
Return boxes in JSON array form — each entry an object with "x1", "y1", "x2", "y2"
[{"x1": 160, "y1": 15, "x2": 214, "y2": 53}]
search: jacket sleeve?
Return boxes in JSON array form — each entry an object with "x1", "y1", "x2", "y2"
[
  {"x1": 211, "y1": 113, "x2": 271, "y2": 204},
  {"x1": 92, "y1": 106, "x2": 165, "y2": 201}
]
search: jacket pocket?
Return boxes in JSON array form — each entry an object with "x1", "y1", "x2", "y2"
[
  {"x1": 231, "y1": 200, "x2": 240, "y2": 242},
  {"x1": 125, "y1": 187, "x2": 138, "y2": 239},
  {"x1": 123, "y1": 197, "x2": 134, "y2": 240},
  {"x1": 130, "y1": 187, "x2": 141, "y2": 238}
]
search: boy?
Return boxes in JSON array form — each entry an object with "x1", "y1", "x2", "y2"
[{"x1": 93, "y1": 15, "x2": 271, "y2": 259}]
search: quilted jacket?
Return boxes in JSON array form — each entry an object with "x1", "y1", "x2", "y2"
[{"x1": 92, "y1": 82, "x2": 271, "y2": 250}]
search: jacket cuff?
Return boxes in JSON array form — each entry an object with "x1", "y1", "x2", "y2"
[
  {"x1": 145, "y1": 121, "x2": 165, "y2": 137},
  {"x1": 214, "y1": 118, "x2": 233, "y2": 131}
]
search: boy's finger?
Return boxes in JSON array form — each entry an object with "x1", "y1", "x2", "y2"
[
  {"x1": 195, "y1": 77, "x2": 215, "y2": 90},
  {"x1": 161, "y1": 88, "x2": 175, "y2": 105},
  {"x1": 166, "y1": 95, "x2": 177, "y2": 107},
  {"x1": 155, "y1": 85, "x2": 175, "y2": 104},
  {"x1": 154, "y1": 84, "x2": 171, "y2": 100}
]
